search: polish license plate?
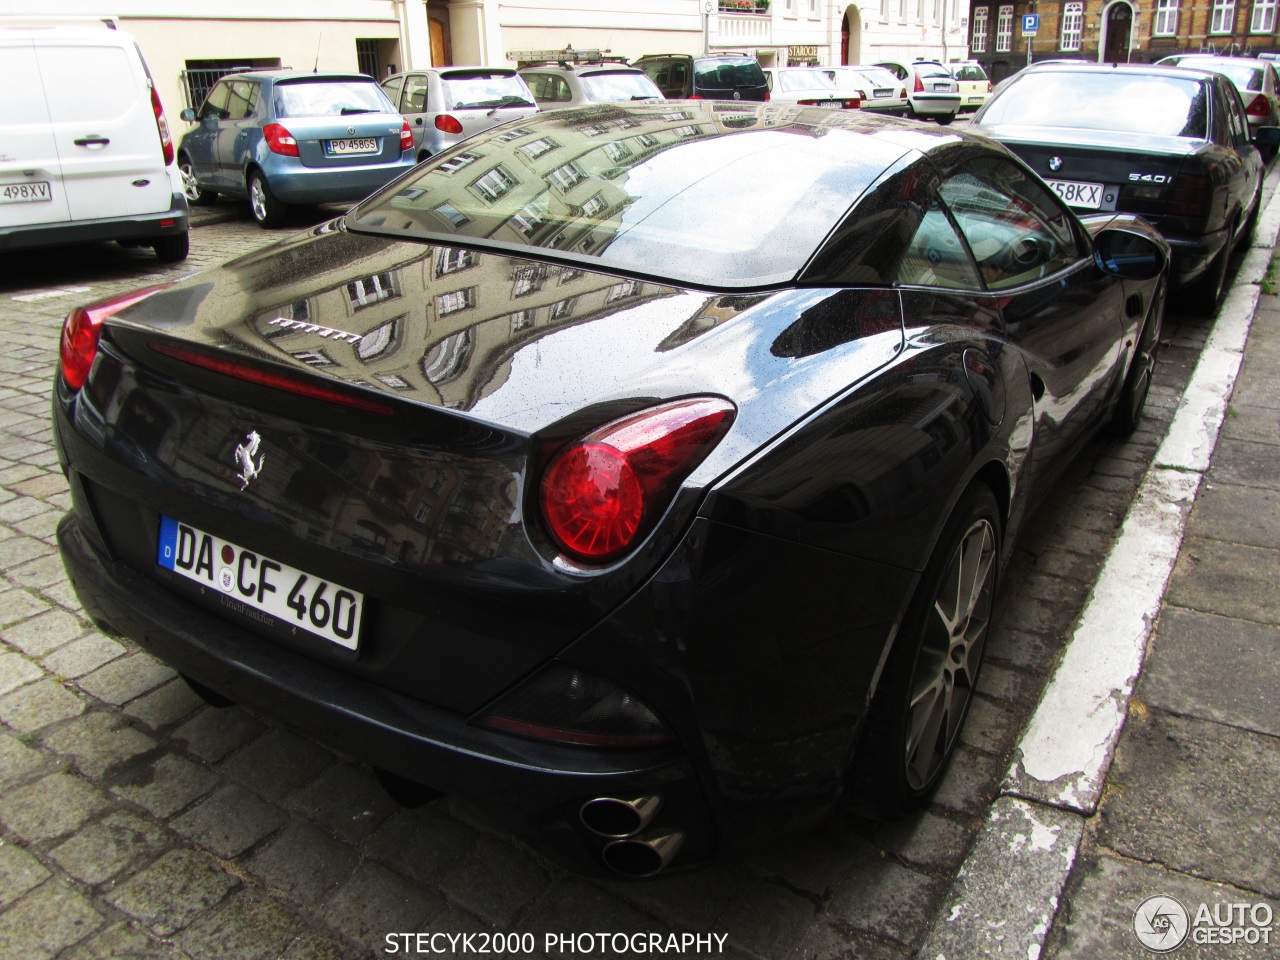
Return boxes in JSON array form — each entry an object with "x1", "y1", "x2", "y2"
[
  {"x1": 328, "y1": 137, "x2": 378, "y2": 155},
  {"x1": 873, "y1": 88, "x2": 893, "y2": 98},
  {"x1": 966, "y1": 96, "x2": 985, "y2": 103},
  {"x1": 1045, "y1": 178, "x2": 1105, "y2": 209},
  {"x1": 932, "y1": 83, "x2": 951, "y2": 91},
  {"x1": 0, "y1": 181, "x2": 52, "y2": 203},
  {"x1": 157, "y1": 516, "x2": 363, "y2": 651}
]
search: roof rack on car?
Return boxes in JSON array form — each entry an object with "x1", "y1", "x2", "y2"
[{"x1": 508, "y1": 46, "x2": 629, "y2": 67}]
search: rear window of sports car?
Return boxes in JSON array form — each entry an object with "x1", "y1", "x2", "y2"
[{"x1": 347, "y1": 108, "x2": 908, "y2": 287}]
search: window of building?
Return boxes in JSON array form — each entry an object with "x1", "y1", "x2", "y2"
[
  {"x1": 357, "y1": 318, "x2": 400, "y2": 362},
  {"x1": 438, "y1": 152, "x2": 480, "y2": 174},
  {"x1": 604, "y1": 141, "x2": 633, "y2": 163},
  {"x1": 346, "y1": 272, "x2": 398, "y2": 310},
  {"x1": 436, "y1": 247, "x2": 475, "y2": 275},
  {"x1": 470, "y1": 166, "x2": 516, "y2": 203},
  {"x1": 996, "y1": 4, "x2": 1014, "y2": 51},
  {"x1": 435, "y1": 287, "x2": 476, "y2": 316},
  {"x1": 1154, "y1": 0, "x2": 1179, "y2": 35},
  {"x1": 1252, "y1": 0, "x2": 1276, "y2": 32},
  {"x1": 1210, "y1": 0, "x2": 1235, "y2": 33},
  {"x1": 520, "y1": 138, "x2": 559, "y2": 159},
  {"x1": 1060, "y1": 2, "x2": 1084, "y2": 49},
  {"x1": 547, "y1": 161, "x2": 586, "y2": 191},
  {"x1": 508, "y1": 309, "x2": 536, "y2": 332},
  {"x1": 972, "y1": 6, "x2": 990, "y2": 52}
]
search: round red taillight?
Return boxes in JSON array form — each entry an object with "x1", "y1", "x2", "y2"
[
  {"x1": 59, "y1": 285, "x2": 170, "y2": 391},
  {"x1": 435, "y1": 114, "x2": 464, "y2": 135},
  {"x1": 60, "y1": 307, "x2": 100, "y2": 391},
  {"x1": 540, "y1": 397, "x2": 735, "y2": 563}
]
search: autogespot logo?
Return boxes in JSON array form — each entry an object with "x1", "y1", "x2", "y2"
[{"x1": 1134, "y1": 895, "x2": 1191, "y2": 953}]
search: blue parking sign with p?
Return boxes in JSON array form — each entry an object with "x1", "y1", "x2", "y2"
[{"x1": 1022, "y1": 13, "x2": 1040, "y2": 34}]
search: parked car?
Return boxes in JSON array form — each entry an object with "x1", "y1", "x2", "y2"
[
  {"x1": 971, "y1": 60, "x2": 1279, "y2": 311},
  {"x1": 177, "y1": 71, "x2": 416, "y2": 229},
  {"x1": 874, "y1": 58, "x2": 960, "y2": 123},
  {"x1": 0, "y1": 18, "x2": 189, "y2": 262},
  {"x1": 948, "y1": 60, "x2": 992, "y2": 111},
  {"x1": 54, "y1": 102, "x2": 1168, "y2": 878},
  {"x1": 761, "y1": 66, "x2": 858, "y2": 107},
  {"x1": 519, "y1": 58, "x2": 663, "y2": 109},
  {"x1": 1155, "y1": 54, "x2": 1280, "y2": 154},
  {"x1": 380, "y1": 67, "x2": 538, "y2": 163},
  {"x1": 633, "y1": 52, "x2": 769, "y2": 100},
  {"x1": 825, "y1": 65, "x2": 909, "y2": 116}
]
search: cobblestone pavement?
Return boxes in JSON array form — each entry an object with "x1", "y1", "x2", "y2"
[{"x1": 0, "y1": 202, "x2": 1234, "y2": 959}]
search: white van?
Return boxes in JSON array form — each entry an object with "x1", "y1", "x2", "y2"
[{"x1": 0, "y1": 18, "x2": 189, "y2": 262}]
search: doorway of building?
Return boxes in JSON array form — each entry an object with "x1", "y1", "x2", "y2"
[
  {"x1": 841, "y1": 6, "x2": 862, "y2": 64},
  {"x1": 1104, "y1": 3, "x2": 1132, "y2": 62}
]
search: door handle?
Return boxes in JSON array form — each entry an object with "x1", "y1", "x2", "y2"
[{"x1": 73, "y1": 136, "x2": 110, "y2": 148}]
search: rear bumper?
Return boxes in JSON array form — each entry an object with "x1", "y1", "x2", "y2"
[
  {"x1": 908, "y1": 94, "x2": 961, "y2": 116},
  {"x1": 259, "y1": 155, "x2": 417, "y2": 205},
  {"x1": 0, "y1": 193, "x2": 188, "y2": 252},
  {"x1": 56, "y1": 510, "x2": 710, "y2": 874},
  {"x1": 1163, "y1": 225, "x2": 1230, "y2": 288}
]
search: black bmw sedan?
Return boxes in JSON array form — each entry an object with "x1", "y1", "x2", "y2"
[
  {"x1": 971, "y1": 61, "x2": 1279, "y2": 312},
  {"x1": 53, "y1": 102, "x2": 1167, "y2": 877}
]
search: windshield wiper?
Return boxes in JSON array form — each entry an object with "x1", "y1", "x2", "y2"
[{"x1": 340, "y1": 107, "x2": 378, "y2": 115}]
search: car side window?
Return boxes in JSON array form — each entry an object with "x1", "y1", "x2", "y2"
[
  {"x1": 225, "y1": 81, "x2": 258, "y2": 121},
  {"x1": 550, "y1": 77, "x2": 572, "y2": 102},
  {"x1": 403, "y1": 75, "x2": 429, "y2": 113},
  {"x1": 939, "y1": 157, "x2": 1083, "y2": 291},
  {"x1": 1222, "y1": 82, "x2": 1250, "y2": 148},
  {"x1": 382, "y1": 76, "x2": 405, "y2": 108},
  {"x1": 200, "y1": 81, "x2": 231, "y2": 121},
  {"x1": 897, "y1": 200, "x2": 983, "y2": 290}
]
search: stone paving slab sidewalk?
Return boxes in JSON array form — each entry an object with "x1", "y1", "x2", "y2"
[
  {"x1": 1039, "y1": 291, "x2": 1280, "y2": 960},
  {"x1": 0, "y1": 211, "x2": 1250, "y2": 960}
]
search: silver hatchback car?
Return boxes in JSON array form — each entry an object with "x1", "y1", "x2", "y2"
[
  {"x1": 519, "y1": 60, "x2": 663, "y2": 109},
  {"x1": 875, "y1": 59, "x2": 960, "y2": 124},
  {"x1": 380, "y1": 68, "x2": 538, "y2": 162}
]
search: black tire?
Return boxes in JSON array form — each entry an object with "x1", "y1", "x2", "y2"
[
  {"x1": 178, "y1": 155, "x2": 216, "y2": 206},
  {"x1": 848, "y1": 484, "x2": 1001, "y2": 820},
  {"x1": 936, "y1": 114, "x2": 955, "y2": 126},
  {"x1": 152, "y1": 232, "x2": 190, "y2": 264},
  {"x1": 1109, "y1": 276, "x2": 1166, "y2": 437},
  {"x1": 248, "y1": 170, "x2": 287, "y2": 228},
  {"x1": 1189, "y1": 236, "x2": 1231, "y2": 315}
]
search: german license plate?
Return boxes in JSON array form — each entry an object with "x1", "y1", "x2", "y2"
[
  {"x1": 157, "y1": 515, "x2": 363, "y2": 650},
  {"x1": 0, "y1": 181, "x2": 51, "y2": 203},
  {"x1": 328, "y1": 137, "x2": 378, "y2": 155},
  {"x1": 1045, "y1": 178, "x2": 1105, "y2": 209}
]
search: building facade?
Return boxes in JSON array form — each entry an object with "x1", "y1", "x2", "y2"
[{"x1": 965, "y1": 0, "x2": 1280, "y2": 83}]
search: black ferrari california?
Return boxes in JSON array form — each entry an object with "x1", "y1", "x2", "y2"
[{"x1": 53, "y1": 102, "x2": 1168, "y2": 877}]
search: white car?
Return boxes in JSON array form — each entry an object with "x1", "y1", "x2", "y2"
[
  {"x1": 0, "y1": 17, "x2": 189, "y2": 262},
  {"x1": 825, "y1": 65, "x2": 909, "y2": 116},
  {"x1": 874, "y1": 59, "x2": 961, "y2": 123},
  {"x1": 761, "y1": 66, "x2": 859, "y2": 108},
  {"x1": 948, "y1": 61, "x2": 992, "y2": 112}
]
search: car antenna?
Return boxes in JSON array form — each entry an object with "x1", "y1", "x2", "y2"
[{"x1": 314, "y1": 33, "x2": 322, "y2": 73}]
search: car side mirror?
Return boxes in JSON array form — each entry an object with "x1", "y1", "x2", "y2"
[
  {"x1": 1256, "y1": 126, "x2": 1280, "y2": 147},
  {"x1": 180, "y1": 107, "x2": 196, "y2": 122},
  {"x1": 1094, "y1": 228, "x2": 1166, "y2": 280}
]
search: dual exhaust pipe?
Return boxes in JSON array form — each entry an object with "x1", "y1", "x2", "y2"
[{"x1": 579, "y1": 795, "x2": 684, "y2": 877}]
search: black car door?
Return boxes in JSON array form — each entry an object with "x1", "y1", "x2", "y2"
[{"x1": 937, "y1": 155, "x2": 1126, "y2": 488}]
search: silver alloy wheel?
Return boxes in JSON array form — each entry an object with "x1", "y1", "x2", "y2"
[
  {"x1": 903, "y1": 516, "x2": 995, "y2": 790},
  {"x1": 250, "y1": 177, "x2": 268, "y2": 222},
  {"x1": 179, "y1": 162, "x2": 201, "y2": 202}
]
